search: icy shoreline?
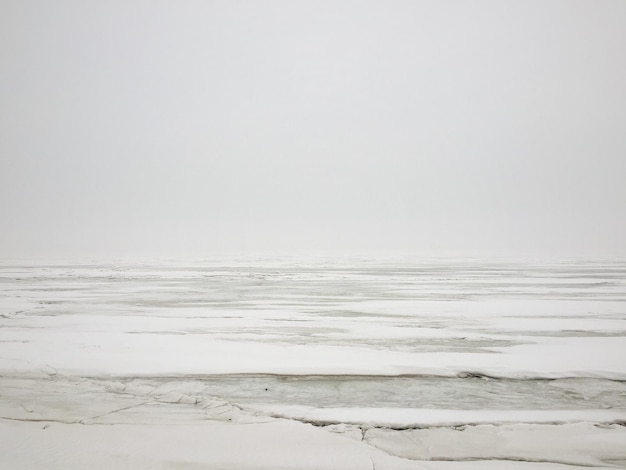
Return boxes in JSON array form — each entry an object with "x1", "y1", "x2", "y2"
[
  {"x1": 1, "y1": 371, "x2": 626, "y2": 469},
  {"x1": 1, "y1": 257, "x2": 625, "y2": 468}
]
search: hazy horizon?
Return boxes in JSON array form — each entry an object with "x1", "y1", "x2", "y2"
[{"x1": 2, "y1": 1, "x2": 625, "y2": 259}]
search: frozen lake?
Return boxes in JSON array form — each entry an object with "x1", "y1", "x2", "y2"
[{"x1": 1, "y1": 256, "x2": 625, "y2": 468}]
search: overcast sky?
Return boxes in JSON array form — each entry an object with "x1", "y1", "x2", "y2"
[{"x1": 1, "y1": 0, "x2": 625, "y2": 258}]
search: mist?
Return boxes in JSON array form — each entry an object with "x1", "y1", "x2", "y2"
[{"x1": 2, "y1": 0, "x2": 625, "y2": 258}]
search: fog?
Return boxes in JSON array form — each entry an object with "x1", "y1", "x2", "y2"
[{"x1": 2, "y1": 0, "x2": 625, "y2": 258}]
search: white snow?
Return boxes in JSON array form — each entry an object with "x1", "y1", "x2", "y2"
[{"x1": 1, "y1": 257, "x2": 625, "y2": 468}]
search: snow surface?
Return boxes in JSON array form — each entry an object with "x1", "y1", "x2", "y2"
[{"x1": 0, "y1": 256, "x2": 625, "y2": 468}]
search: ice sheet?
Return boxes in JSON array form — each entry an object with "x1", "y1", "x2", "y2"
[{"x1": 1, "y1": 256, "x2": 625, "y2": 468}]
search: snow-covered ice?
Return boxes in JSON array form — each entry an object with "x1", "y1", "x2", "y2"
[{"x1": 0, "y1": 256, "x2": 625, "y2": 468}]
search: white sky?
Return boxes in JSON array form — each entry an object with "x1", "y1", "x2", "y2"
[{"x1": 1, "y1": 0, "x2": 625, "y2": 258}]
